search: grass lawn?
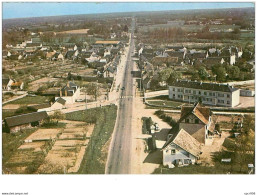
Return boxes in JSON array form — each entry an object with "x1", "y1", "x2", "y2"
[
  {"x1": 152, "y1": 164, "x2": 235, "y2": 174},
  {"x1": 2, "y1": 106, "x2": 35, "y2": 119},
  {"x1": 66, "y1": 105, "x2": 117, "y2": 174},
  {"x1": 147, "y1": 100, "x2": 183, "y2": 107},
  {"x1": 2, "y1": 128, "x2": 37, "y2": 166},
  {"x1": 6, "y1": 95, "x2": 53, "y2": 105}
]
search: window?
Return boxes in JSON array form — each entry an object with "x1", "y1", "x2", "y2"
[
  {"x1": 204, "y1": 91, "x2": 207, "y2": 95},
  {"x1": 227, "y1": 94, "x2": 230, "y2": 98},
  {"x1": 199, "y1": 91, "x2": 201, "y2": 95},
  {"x1": 173, "y1": 88, "x2": 175, "y2": 92},
  {"x1": 193, "y1": 90, "x2": 196, "y2": 95},
  {"x1": 227, "y1": 101, "x2": 230, "y2": 104},
  {"x1": 195, "y1": 119, "x2": 199, "y2": 124},
  {"x1": 171, "y1": 149, "x2": 176, "y2": 154},
  {"x1": 184, "y1": 159, "x2": 191, "y2": 165},
  {"x1": 186, "y1": 119, "x2": 190, "y2": 123}
]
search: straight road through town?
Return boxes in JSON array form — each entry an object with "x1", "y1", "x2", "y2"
[{"x1": 106, "y1": 18, "x2": 136, "y2": 174}]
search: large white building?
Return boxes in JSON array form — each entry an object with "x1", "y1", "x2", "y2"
[{"x1": 168, "y1": 80, "x2": 240, "y2": 107}]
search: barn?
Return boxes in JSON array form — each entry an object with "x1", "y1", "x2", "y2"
[{"x1": 4, "y1": 111, "x2": 48, "y2": 133}]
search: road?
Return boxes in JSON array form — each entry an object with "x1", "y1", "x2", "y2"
[{"x1": 106, "y1": 18, "x2": 136, "y2": 174}]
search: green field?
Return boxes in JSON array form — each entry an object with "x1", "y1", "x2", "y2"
[
  {"x1": 6, "y1": 95, "x2": 53, "y2": 105},
  {"x1": 2, "y1": 128, "x2": 37, "y2": 166},
  {"x1": 66, "y1": 105, "x2": 117, "y2": 174}
]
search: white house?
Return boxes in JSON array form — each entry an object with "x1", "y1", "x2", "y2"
[
  {"x1": 162, "y1": 128, "x2": 201, "y2": 168},
  {"x1": 55, "y1": 82, "x2": 80, "y2": 104}
]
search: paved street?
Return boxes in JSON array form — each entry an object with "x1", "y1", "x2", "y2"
[{"x1": 106, "y1": 18, "x2": 136, "y2": 174}]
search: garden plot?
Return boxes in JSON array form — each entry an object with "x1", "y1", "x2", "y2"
[
  {"x1": 2, "y1": 104, "x2": 21, "y2": 110},
  {"x1": 28, "y1": 77, "x2": 59, "y2": 91},
  {"x1": 25, "y1": 128, "x2": 62, "y2": 142},
  {"x1": 18, "y1": 141, "x2": 46, "y2": 152},
  {"x1": 5, "y1": 149, "x2": 45, "y2": 174},
  {"x1": 38, "y1": 120, "x2": 93, "y2": 173}
]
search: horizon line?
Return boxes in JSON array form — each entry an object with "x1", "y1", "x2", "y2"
[{"x1": 3, "y1": 5, "x2": 254, "y2": 20}]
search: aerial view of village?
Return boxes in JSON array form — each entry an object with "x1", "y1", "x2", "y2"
[{"x1": 1, "y1": 2, "x2": 255, "y2": 175}]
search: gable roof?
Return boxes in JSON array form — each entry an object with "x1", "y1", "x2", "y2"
[
  {"x1": 179, "y1": 103, "x2": 210, "y2": 125},
  {"x1": 11, "y1": 81, "x2": 23, "y2": 87},
  {"x1": 165, "y1": 51, "x2": 184, "y2": 58},
  {"x1": 5, "y1": 111, "x2": 48, "y2": 127},
  {"x1": 162, "y1": 127, "x2": 201, "y2": 157},
  {"x1": 55, "y1": 97, "x2": 66, "y2": 105}
]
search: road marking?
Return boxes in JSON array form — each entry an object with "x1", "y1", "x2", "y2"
[{"x1": 119, "y1": 96, "x2": 134, "y2": 99}]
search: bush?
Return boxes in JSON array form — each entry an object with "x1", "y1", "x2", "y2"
[
  {"x1": 154, "y1": 110, "x2": 176, "y2": 127},
  {"x1": 141, "y1": 117, "x2": 153, "y2": 134}
]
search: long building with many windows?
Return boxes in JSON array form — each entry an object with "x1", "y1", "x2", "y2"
[{"x1": 168, "y1": 80, "x2": 240, "y2": 107}]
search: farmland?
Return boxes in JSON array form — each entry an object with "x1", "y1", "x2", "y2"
[
  {"x1": 66, "y1": 105, "x2": 117, "y2": 174},
  {"x1": 3, "y1": 119, "x2": 95, "y2": 174},
  {"x1": 57, "y1": 28, "x2": 90, "y2": 34}
]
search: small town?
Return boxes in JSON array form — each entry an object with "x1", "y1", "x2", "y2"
[{"x1": 1, "y1": 3, "x2": 255, "y2": 176}]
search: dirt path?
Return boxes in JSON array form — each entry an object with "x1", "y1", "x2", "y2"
[
  {"x1": 200, "y1": 132, "x2": 230, "y2": 166},
  {"x1": 130, "y1": 91, "x2": 171, "y2": 174}
]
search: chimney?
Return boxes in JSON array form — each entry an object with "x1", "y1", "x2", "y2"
[
  {"x1": 65, "y1": 90, "x2": 68, "y2": 96},
  {"x1": 60, "y1": 90, "x2": 62, "y2": 97}
]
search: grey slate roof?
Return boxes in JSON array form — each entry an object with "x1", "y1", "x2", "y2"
[
  {"x1": 55, "y1": 97, "x2": 66, "y2": 105},
  {"x1": 5, "y1": 111, "x2": 48, "y2": 127},
  {"x1": 169, "y1": 80, "x2": 239, "y2": 93}
]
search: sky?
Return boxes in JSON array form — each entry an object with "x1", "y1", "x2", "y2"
[{"x1": 2, "y1": 2, "x2": 254, "y2": 19}]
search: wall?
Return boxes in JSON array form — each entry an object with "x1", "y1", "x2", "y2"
[
  {"x1": 232, "y1": 89, "x2": 240, "y2": 107},
  {"x1": 163, "y1": 144, "x2": 197, "y2": 167},
  {"x1": 10, "y1": 123, "x2": 31, "y2": 133}
]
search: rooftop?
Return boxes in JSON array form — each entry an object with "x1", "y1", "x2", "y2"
[{"x1": 169, "y1": 80, "x2": 239, "y2": 93}]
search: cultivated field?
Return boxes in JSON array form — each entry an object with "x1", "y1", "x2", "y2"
[
  {"x1": 37, "y1": 120, "x2": 94, "y2": 174},
  {"x1": 57, "y1": 29, "x2": 90, "y2": 34}
]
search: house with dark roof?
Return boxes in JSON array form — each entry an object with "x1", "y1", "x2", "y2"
[
  {"x1": 168, "y1": 80, "x2": 240, "y2": 107},
  {"x1": 4, "y1": 111, "x2": 48, "y2": 133},
  {"x1": 103, "y1": 66, "x2": 116, "y2": 78},
  {"x1": 178, "y1": 103, "x2": 215, "y2": 144},
  {"x1": 55, "y1": 82, "x2": 80, "y2": 104}
]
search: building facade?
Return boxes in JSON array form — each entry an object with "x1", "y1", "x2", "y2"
[{"x1": 168, "y1": 80, "x2": 240, "y2": 107}]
